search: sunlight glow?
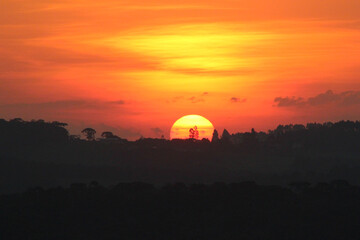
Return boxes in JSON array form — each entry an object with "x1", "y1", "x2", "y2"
[{"x1": 170, "y1": 114, "x2": 214, "y2": 140}]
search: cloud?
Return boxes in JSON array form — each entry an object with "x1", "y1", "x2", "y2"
[
  {"x1": 188, "y1": 96, "x2": 204, "y2": 103},
  {"x1": 169, "y1": 93, "x2": 208, "y2": 103},
  {"x1": 1, "y1": 100, "x2": 97, "y2": 110},
  {"x1": 274, "y1": 97, "x2": 305, "y2": 107},
  {"x1": 1, "y1": 99, "x2": 127, "y2": 110},
  {"x1": 188, "y1": 92, "x2": 211, "y2": 103},
  {"x1": 0, "y1": 99, "x2": 133, "y2": 121},
  {"x1": 151, "y1": 127, "x2": 164, "y2": 137},
  {"x1": 274, "y1": 90, "x2": 360, "y2": 107},
  {"x1": 230, "y1": 97, "x2": 246, "y2": 103},
  {"x1": 340, "y1": 91, "x2": 360, "y2": 105},
  {"x1": 307, "y1": 90, "x2": 360, "y2": 106}
]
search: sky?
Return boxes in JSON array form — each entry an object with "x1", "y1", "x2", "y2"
[{"x1": 1, "y1": 0, "x2": 360, "y2": 139}]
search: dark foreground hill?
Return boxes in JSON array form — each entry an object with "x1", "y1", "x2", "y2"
[{"x1": 1, "y1": 181, "x2": 360, "y2": 240}]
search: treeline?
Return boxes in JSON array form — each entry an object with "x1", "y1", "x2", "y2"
[
  {"x1": 2, "y1": 118, "x2": 360, "y2": 193},
  {"x1": 2, "y1": 118, "x2": 360, "y2": 153},
  {"x1": 222, "y1": 120, "x2": 360, "y2": 152},
  {"x1": 0, "y1": 118, "x2": 69, "y2": 145},
  {"x1": 1, "y1": 181, "x2": 360, "y2": 240}
]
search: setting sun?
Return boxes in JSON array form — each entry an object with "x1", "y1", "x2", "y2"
[{"x1": 170, "y1": 115, "x2": 214, "y2": 140}]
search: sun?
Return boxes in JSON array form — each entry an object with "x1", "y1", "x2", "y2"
[{"x1": 170, "y1": 115, "x2": 214, "y2": 140}]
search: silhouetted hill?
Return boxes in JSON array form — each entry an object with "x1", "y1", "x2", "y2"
[
  {"x1": 1, "y1": 118, "x2": 360, "y2": 193},
  {"x1": 1, "y1": 181, "x2": 360, "y2": 240}
]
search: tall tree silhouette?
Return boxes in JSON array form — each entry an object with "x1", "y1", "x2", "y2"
[
  {"x1": 189, "y1": 126, "x2": 199, "y2": 139},
  {"x1": 81, "y1": 128, "x2": 96, "y2": 141},
  {"x1": 212, "y1": 129, "x2": 219, "y2": 142},
  {"x1": 221, "y1": 129, "x2": 231, "y2": 143}
]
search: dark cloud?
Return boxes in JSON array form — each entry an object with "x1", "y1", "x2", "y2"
[
  {"x1": 188, "y1": 92, "x2": 211, "y2": 103},
  {"x1": 151, "y1": 127, "x2": 164, "y2": 137},
  {"x1": 230, "y1": 97, "x2": 246, "y2": 103},
  {"x1": 307, "y1": 90, "x2": 339, "y2": 105},
  {"x1": 1, "y1": 99, "x2": 127, "y2": 110},
  {"x1": 308, "y1": 90, "x2": 360, "y2": 106},
  {"x1": 188, "y1": 96, "x2": 204, "y2": 103},
  {"x1": 275, "y1": 90, "x2": 360, "y2": 107},
  {"x1": 169, "y1": 93, "x2": 208, "y2": 104},
  {"x1": 340, "y1": 91, "x2": 360, "y2": 105},
  {"x1": 1, "y1": 100, "x2": 95, "y2": 110},
  {"x1": 274, "y1": 97, "x2": 305, "y2": 107}
]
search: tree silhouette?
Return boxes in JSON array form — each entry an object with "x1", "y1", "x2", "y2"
[
  {"x1": 10, "y1": 118, "x2": 24, "y2": 123},
  {"x1": 51, "y1": 121, "x2": 68, "y2": 127},
  {"x1": 81, "y1": 128, "x2": 96, "y2": 141},
  {"x1": 189, "y1": 126, "x2": 199, "y2": 139},
  {"x1": 69, "y1": 135, "x2": 80, "y2": 141},
  {"x1": 211, "y1": 129, "x2": 219, "y2": 143},
  {"x1": 101, "y1": 131, "x2": 115, "y2": 139},
  {"x1": 221, "y1": 129, "x2": 231, "y2": 143}
]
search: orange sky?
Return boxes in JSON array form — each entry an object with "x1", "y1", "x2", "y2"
[{"x1": 1, "y1": 0, "x2": 360, "y2": 139}]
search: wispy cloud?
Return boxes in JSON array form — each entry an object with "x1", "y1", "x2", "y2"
[
  {"x1": 230, "y1": 97, "x2": 246, "y2": 103},
  {"x1": 1, "y1": 99, "x2": 126, "y2": 109},
  {"x1": 188, "y1": 96, "x2": 204, "y2": 103},
  {"x1": 168, "y1": 92, "x2": 209, "y2": 104},
  {"x1": 274, "y1": 90, "x2": 360, "y2": 107},
  {"x1": 274, "y1": 97, "x2": 305, "y2": 107}
]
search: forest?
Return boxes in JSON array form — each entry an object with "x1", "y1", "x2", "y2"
[
  {"x1": 2, "y1": 118, "x2": 360, "y2": 239},
  {"x1": 1, "y1": 118, "x2": 360, "y2": 193},
  {"x1": 2, "y1": 181, "x2": 360, "y2": 239}
]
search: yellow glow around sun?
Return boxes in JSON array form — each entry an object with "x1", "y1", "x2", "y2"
[{"x1": 170, "y1": 115, "x2": 214, "y2": 140}]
